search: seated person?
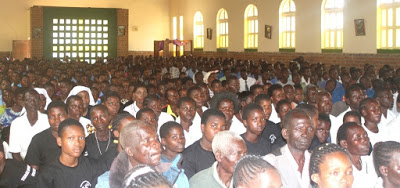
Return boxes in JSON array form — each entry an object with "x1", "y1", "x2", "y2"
[
  {"x1": 175, "y1": 97, "x2": 201, "y2": 148},
  {"x1": 232, "y1": 155, "x2": 282, "y2": 188},
  {"x1": 241, "y1": 103, "x2": 272, "y2": 156},
  {"x1": 264, "y1": 109, "x2": 314, "y2": 188},
  {"x1": 67, "y1": 86, "x2": 96, "y2": 120},
  {"x1": 309, "y1": 143, "x2": 353, "y2": 188},
  {"x1": 109, "y1": 120, "x2": 162, "y2": 187},
  {"x1": 373, "y1": 141, "x2": 400, "y2": 188},
  {"x1": 313, "y1": 114, "x2": 331, "y2": 146},
  {"x1": 66, "y1": 95, "x2": 92, "y2": 136},
  {"x1": 343, "y1": 111, "x2": 362, "y2": 125},
  {"x1": 101, "y1": 91, "x2": 121, "y2": 126},
  {"x1": 182, "y1": 108, "x2": 226, "y2": 179},
  {"x1": 25, "y1": 101, "x2": 67, "y2": 171},
  {"x1": 0, "y1": 139, "x2": 38, "y2": 187},
  {"x1": 143, "y1": 95, "x2": 174, "y2": 133},
  {"x1": 189, "y1": 131, "x2": 247, "y2": 188},
  {"x1": 159, "y1": 121, "x2": 189, "y2": 187},
  {"x1": 136, "y1": 107, "x2": 158, "y2": 130},
  {"x1": 36, "y1": 119, "x2": 117, "y2": 187},
  {"x1": 162, "y1": 88, "x2": 180, "y2": 119},
  {"x1": 187, "y1": 86, "x2": 207, "y2": 117},
  {"x1": 0, "y1": 88, "x2": 24, "y2": 128},
  {"x1": 122, "y1": 164, "x2": 172, "y2": 188},
  {"x1": 360, "y1": 98, "x2": 385, "y2": 145},
  {"x1": 123, "y1": 83, "x2": 147, "y2": 117}
]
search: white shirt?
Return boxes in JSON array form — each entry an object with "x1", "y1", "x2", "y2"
[
  {"x1": 391, "y1": 92, "x2": 399, "y2": 117},
  {"x1": 80, "y1": 117, "x2": 93, "y2": 137},
  {"x1": 123, "y1": 101, "x2": 140, "y2": 117},
  {"x1": 239, "y1": 77, "x2": 256, "y2": 92},
  {"x1": 352, "y1": 155, "x2": 377, "y2": 188},
  {"x1": 8, "y1": 111, "x2": 50, "y2": 159},
  {"x1": 157, "y1": 112, "x2": 175, "y2": 135},
  {"x1": 331, "y1": 107, "x2": 351, "y2": 144},
  {"x1": 229, "y1": 116, "x2": 246, "y2": 135},
  {"x1": 176, "y1": 112, "x2": 202, "y2": 148},
  {"x1": 383, "y1": 115, "x2": 400, "y2": 142},
  {"x1": 378, "y1": 110, "x2": 396, "y2": 132},
  {"x1": 276, "y1": 80, "x2": 294, "y2": 87},
  {"x1": 269, "y1": 104, "x2": 281, "y2": 124},
  {"x1": 264, "y1": 145, "x2": 311, "y2": 188},
  {"x1": 362, "y1": 124, "x2": 386, "y2": 146}
]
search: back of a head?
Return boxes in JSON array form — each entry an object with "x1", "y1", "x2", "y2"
[
  {"x1": 123, "y1": 164, "x2": 171, "y2": 188},
  {"x1": 201, "y1": 108, "x2": 225, "y2": 125}
]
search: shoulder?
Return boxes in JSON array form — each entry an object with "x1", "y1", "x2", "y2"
[
  {"x1": 183, "y1": 141, "x2": 200, "y2": 155},
  {"x1": 189, "y1": 167, "x2": 213, "y2": 186}
]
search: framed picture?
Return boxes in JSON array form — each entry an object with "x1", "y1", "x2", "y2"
[
  {"x1": 207, "y1": 28, "x2": 212, "y2": 40},
  {"x1": 118, "y1": 25, "x2": 126, "y2": 36},
  {"x1": 265, "y1": 25, "x2": 272, "y2": 39},
  {"x1": 33, "y1": 28, "x2": 41, "y2": 38},
  {"x1": 354, "y1": 19, "x2": 365, "y2": 36}
]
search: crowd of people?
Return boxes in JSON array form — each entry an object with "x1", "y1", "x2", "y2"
[{"x1": 0, "y1": 55, "x2": 399, "y2": 188}]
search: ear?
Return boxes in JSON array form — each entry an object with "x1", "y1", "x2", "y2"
[
  {"x1": 243, "y1": 119, "x2": 248, "y2": 128},
  {"x1": 161, "y1": 138, "x2": 167, "y2": 146},
  {"x1": 311, "y1": 174, "x2": 320, "y2": 185},
  {"x1": 361, "y1": 108, "x2": 367, "y2": 117},
  {"x1": 125, "y1": 146, "x2": 134, "y2": 157},
  {"x1": 345, "y1": 98, "x2": 350, "y2": 105},
  {"x1": 215, "y1": 151, "x2": 222, "y2": 163},
  {"x1": 282, "y1": 128, "x2": 289, "y2": 140},
  {"x1": 379, "y1": 166, "x2": 388, "y2": 177},
  {"x1": 113, "y1": 130, "x2": 119, "y2": 138},
  {"x1": 56, "y1": 136, "x2": 62, "y2": 147},
  {"x1": 340, "y1": 140, "x2": 348, "y2": 149},
  {"x1": 201, "y1": 123, "x2": 205, "y2": 134}
]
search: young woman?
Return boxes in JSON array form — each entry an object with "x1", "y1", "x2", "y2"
[
  {"x1": 373, "y1": 141, "x2": 400, "y2": 188},
  {"x1": 123, "y1": 83, "x2": 147, "y2": 118}
]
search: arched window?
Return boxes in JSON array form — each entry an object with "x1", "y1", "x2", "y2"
[
  {"x1": 322, "y1": 0, "x2": 344, "y2": 49},
  {"x1": 244, "y1": 4, "x2": 258, "y2": 49},
  {"x1": 378, "y1": 0, "x2": 400, "y2": 49},
  {"x1": 193, "y1": 11, "x2": 204, "y2": 49},
  {"x1": 279, "y1": 0, "x2": 296, "y2": 49},
  {"x1": 217, "y1": 9, "x2": 229, "y2": 49}
]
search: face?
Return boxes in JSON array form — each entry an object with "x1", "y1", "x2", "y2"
[
  {"x1": 57, "y1": 125, "x2": 85, "y2": 159},
  {"x1": 272, "y1": 89, "x2": 285, "y2": 106},
  {"x1": 218, "y1": 140, "x2": 247, "y2": 174},
  {"x1": 312, "y1": 152, "x2": 353, "y2": 188},
  {"x1": 161, "y1": 127, "x2": 185, "y2": 154},
  {"x1": 284, "y1": 113, "x2": 314, "y2": 151},
  {"x1": 362, "y1": 100, "x2": 382, "y2": 124},
  {"x1": 218, "y1": 99, "x2": 235, "y2": 122},
  {"x1": 307, "y1": 87, "x2": 318, "y2": 104},
  {"x1": 346, "y1": 89, "x2": 364, "y2": 111},
  {"x1": 189, "y1": 89, "x2": 205, "y2": 108},
  {"x1": 253, "y1": 88, "x2": 263, "y2": 98},
  {"x1": 146, "y1": 100, "x2": 162, "y2": 117},
  {"x1": 385, "y1": 152, "x2": 400, "y2": 187},
  {"x1": 343, "y1": 126, "x2": 370, "y2": 156},
  {"x1": 68, "y1": 99, "x2": 83, "y2": 119},
  {"x1": 2, "y1": 90, "x2": 13, "y2": 106},
  {"x1": 77, "y1": 91, "x2": 90, "y2": 109},
  {"x1": 39, "y1": 94, "x2": 47, "y2": 112},
  {"x1": 227, "y1": 79, "x2": 240, "y2": 93},
  {"x1": 128, "y1": 126, "x2": 162, "y2": 166},
  {"x1": 278, "y1": 103, "x2": 292, "y2": 122},
  {"x1": 244, "y1": 109, "x2": 266, "y2": 136},
  {"x1": 166, "y1": 90, "x2": 179, "y2": 105},
  {"x1": 294, "y1": 88, "x2": 304, "y2": 104},
  {"x1": 202, "y1": 116, "x2": 226, "y2": 143},
  {"x1": 48, "y1": 107, "x2": 67, "y2": 133},
  {"x1": 103, "y1": 96, "x2": 120, "y2": 117},
  {"x1": 284, "y1": 86, "x2": 295, "y2": 103},
  {"x1": 212, "y1": 82, "x2": 224, "y2": 94},
  {"x1": 24, "y1": 92, "x2": 40, "y2": 111},
  {"x1": 139, "y1": 111, "x2": 158, "y2": 129},
  {"x1": 376, "y1": 90, "x2": 394, "y2": 109},
  {"x1": 316, "y1": 120, "x2": 330, "y2": 143},
  {"x1": 90, "y1": 108, "x2": 110, "y2": 130},
  {"x1": 178, "y1": 101, "x2": 196, "y2": 122},
  {"x1": 59, "y1": 82, "x2": 71, "y2": 95},
  {"x1": 258, "y1": 99, "x2": 272, "y2": 120},
  {"x1": 133, "y1": 87, "x2": 148, "y2": 103},
  {"x1": 14, "y1": 94, "x2": 24, "y2": 107},
  {"x1": 317, "y1": 94, "x2": 333, "y2": 115}
]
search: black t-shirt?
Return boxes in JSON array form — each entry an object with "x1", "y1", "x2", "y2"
[
  {"x1": 84, "y1": 132, "x2": 116, "y2": 160},
  {"x1": 182, "y1": 140, "x2": 215, "y2": 179},
  {"x1": 240, "y1": 134, "x2": 272, "y2": 156},
  {"x1": 37, "y1": 145, "x2": 117, "y2": 188},
  {"x1": 0, "y1": 159, "x2": 38, "y2": 188},
  {"x1": 24, "y1": 128, "x2": 61, "y2": 171},
  {"x1": 261, "y1": 121, "x2": 286, "y2": 151}
]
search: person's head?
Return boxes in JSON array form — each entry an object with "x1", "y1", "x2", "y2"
[
  {"x1": 13, "y1": 88, "x2": 25, "y2": 108},
  {"x1": 316, "y1": 91, "x2": 333, "y2": 115},
  {"x1": 268, "y1": 84, "x2": 285, "y2": 106},
  {"x1": 187, "y1": 86, "x2": 205, "y2": 109},
  {"x1": 165, "y1": 88, "x2": 179, "y2": 106},
  {"x1": 132, "y1": 83, "x2": 148, "y2": 104},
  {"x1": 373, "y1": 141, "x2": 400, "y2": 187},
  {"x1": 296, "y1": 103, "x2": 319, "y2": 129},
  {"x1": 210, "y1": 91, "x2": 241, "y2": 122},
  {"x1": 212, "y1": 131, "x2": 247, "y2": 175},
  {"x1": 120, "y1": 120, "x2": 162, "y2": 167},
  {"x1": 238, "y1": 91, "x2": 254, "y2": 110},
  {"x1": 112, "y1": 112, "x2": 135, "y2": 142},
  {"x1": 315, "y1": 114, "x2": 331, "y2": 143},
  {"x1": 90, "y1": 104, "x2": 110, "y2": 131},
  {"x1": 59, "y1": 79, "x2": 73, "y2": 96},
  {"x1": 57, "y1": 119, "x2": 85, "y2": 159},
  {"x1": 325, "y1": 79, "x2": 336, "y2": 94},
  {"x1": 374, "y1": 88, "x2": 394, "y2": 110},
  {"x1": 345, "y1": 84, "x2": 365, "y2": 111},
  {"x1": 310, "y1": 143, "x2": 353, "y2": 188},
  {"x1": 283, "y1": 85, "x2": 295, "y2": 103},
  {"x1": 360, "y1": 98, "x2": 382, "y2": 124},
  {"x1": 232, "y1": 155, "x2": 282, "y2": 188},
  {"x1": 282, "y1": 109, "x2": 314, "y2": 152},
  {"x1": 160, "y1": 121, "x2": 185, "y2": 155},
  {"x1": 122, "y1": 164, "x2": 171, "y2": 188},
  {"x1": 66, "y1": 95, "x2": 83, "y2": 120},
  {"x1": 177, "y1": 97, "x2": 196, "y2": 122},
  {"x1": 242, "y1": 103, "x2": 266, "y2": 137},
  {"x1": 294, "y1": 85, "x2": 304, "y2": 104},
  {"x1": 343, "y1": 111, "x2": 362, "y2": 125},
  {"x1": 254, "y1": 94, "x2": 272, "y2": 121},
  {"x1": 143, "y1": 95, "x2": 162, "y2": 117},
  {"x1": 276, "y1": 99, "x2": 292, "y2": 122},
  {"x1": 226, "y1": 75, "x2": 240, "y2": 93},
  {"x1": 337, "y1": 122, "x2": 370, "y2": 157},
  {"x1": 47, "y1": 100, "x2": 68, "y2": 133},
  {"x1": 23, "y1": 89, "x2": 40, "y2": 112},
  {"x1": 305, "y1": 85, "x2": 318, "y2": 104},
  {"x1": 201, "y1": 109, "x2": 226, "y2": 143},
  {"x1": 101, "y1": 91, "x2": 121, "y2": 118},
  {"x1": 211, "y1": 79, "x2": 224, "y2": 95},
  {"x1": 250, "y1": 84, "x2": 263, "y2": 98},
  {"x1": 136, "y1": 108, "x2": 158, "y2": 129}
]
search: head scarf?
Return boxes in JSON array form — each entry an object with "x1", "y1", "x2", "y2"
[
  {"x1": 34, "y1": 88, "x2": 52, "y2": 110},
  {"x1": 66, "y1": 86, "x2": 95, "y2": 106}
]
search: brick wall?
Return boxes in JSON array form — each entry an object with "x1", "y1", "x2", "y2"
[
  {"x1": 117, "y1": 9, "x2": 129, "y2": 57},
  {"x1": 30, "y1": 6, "x2": 43, "y2": 59}
]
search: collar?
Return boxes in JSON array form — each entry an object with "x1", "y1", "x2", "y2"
[{"x1": 211, "y1": 162, "x2": 232, "y2": 188}]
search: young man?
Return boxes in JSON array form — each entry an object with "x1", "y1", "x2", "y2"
[
  {"x1": 189, "y1": 131, "x2": 247, "y2": 188},
  {"x1": 239, "y1": 68, "x2": 256, "y2": 92},
  {"x1": 175, "y1": 97, "x2": 201, "y2": 148},
  {"x1": 136, "y1": 108, "x2": 158, "y2": 129},
  {"x1": 37, "y1": 119, "x2": 117, "y2": 187},
  {"x1": 360, "y1": 98, "x2": 385, "y2": 146},
  {"x1": 267, "y1": 84, "x2": 286, "y2": 124},
  {"x1": 25, "y1": 101, "x2": 67, "y2": 171},
  {"x1": 374, "y1": 88, "x2": 396, "y2": 131},
  {"x1": 182, "y1": 109, "x2": 226, "y2": 179}
]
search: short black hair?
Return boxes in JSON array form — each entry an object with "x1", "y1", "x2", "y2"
[
  {"x1": 66, "y1": 95, "x2": 82, "y2": 106},
  {"x1": 58, "y1": 118, "x2": 84, "y2": 137},
  {"x1": 211, "y1": 79, "x2": 222, "y2": 87},
  {"x1": 343, "y1": 111, "x2": 362, "y2": 123},
  {"x1": 143, "y1": 94, "x2": 160, "y2": 107},
  {"x1": 254, "y1": 94, "x2": 270, "y2": 105},
  {"x1": 336, "y1": 122, "x2": 359, "y2": 144},
  {"x1": 238, "y1": 91, "x2": 253, "y2": 103},
  {"x1": 133, "y1": 83, "x2": 147, "y2": 93},
  {"x1": 345, "y1": 84, "x2": 363, "y2": 99},
  {"x1": 267, "y1": 84, "x2": 283, "y2": 98},
  {"x1": 242, "y1": 103, "x2": 263, "y2": 121},
  {"x1": 159, "y1": 121, "x2": 183, "y2": 139},
  {"x1": 101, "y1": 90, "x2": 120, "y2": 102},
  {"x1": 201, "y1": 108, "x2": 225, "y2": 125},
  {"x1": 136, "y1": 107, "x2": 156, "y2": 120},
  {"x1": 112, "y1": 112, "x2": 134, "y2": 130},
  {"x1": 47, "y1": 100, "x2": 67, "y2": 115},
  {"x1": 359, "y1": 98, "x2": 377, "y2": 114},
  {"x1": 276, "y1": 99, "x2": 291, "y2": 113},
  {"x1": 177, "y1": 97, "x2": 196, "y2": 108},
  {"x1": 210, "y1": 91, "x2": 241, "y2": 113},
  {"x1": 250, "y1": 84, "x2": 263, "y2": 94},
  {"x1": 187, "y1": 86, "x2": 202, "y2": 98},
  {"x1": 90, "y1": 104, "x2": 109, "y2": 116},
  {"x1": 318, "y1": 113, "x2": 331, "y2": 125}
]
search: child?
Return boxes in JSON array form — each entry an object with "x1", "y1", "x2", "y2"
[
  {"x1": 37, "y1": 118, "x2": 117, "y2": 187},
  {"x1": 314, "y1": 114, "x2": 331, "y2": 144},
  {"x1": 136, "y1": 107, "x2": 158, "y2": 130},
  {"x1": 159, "y1": 121, "x2": 189, "y2": 187}
]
